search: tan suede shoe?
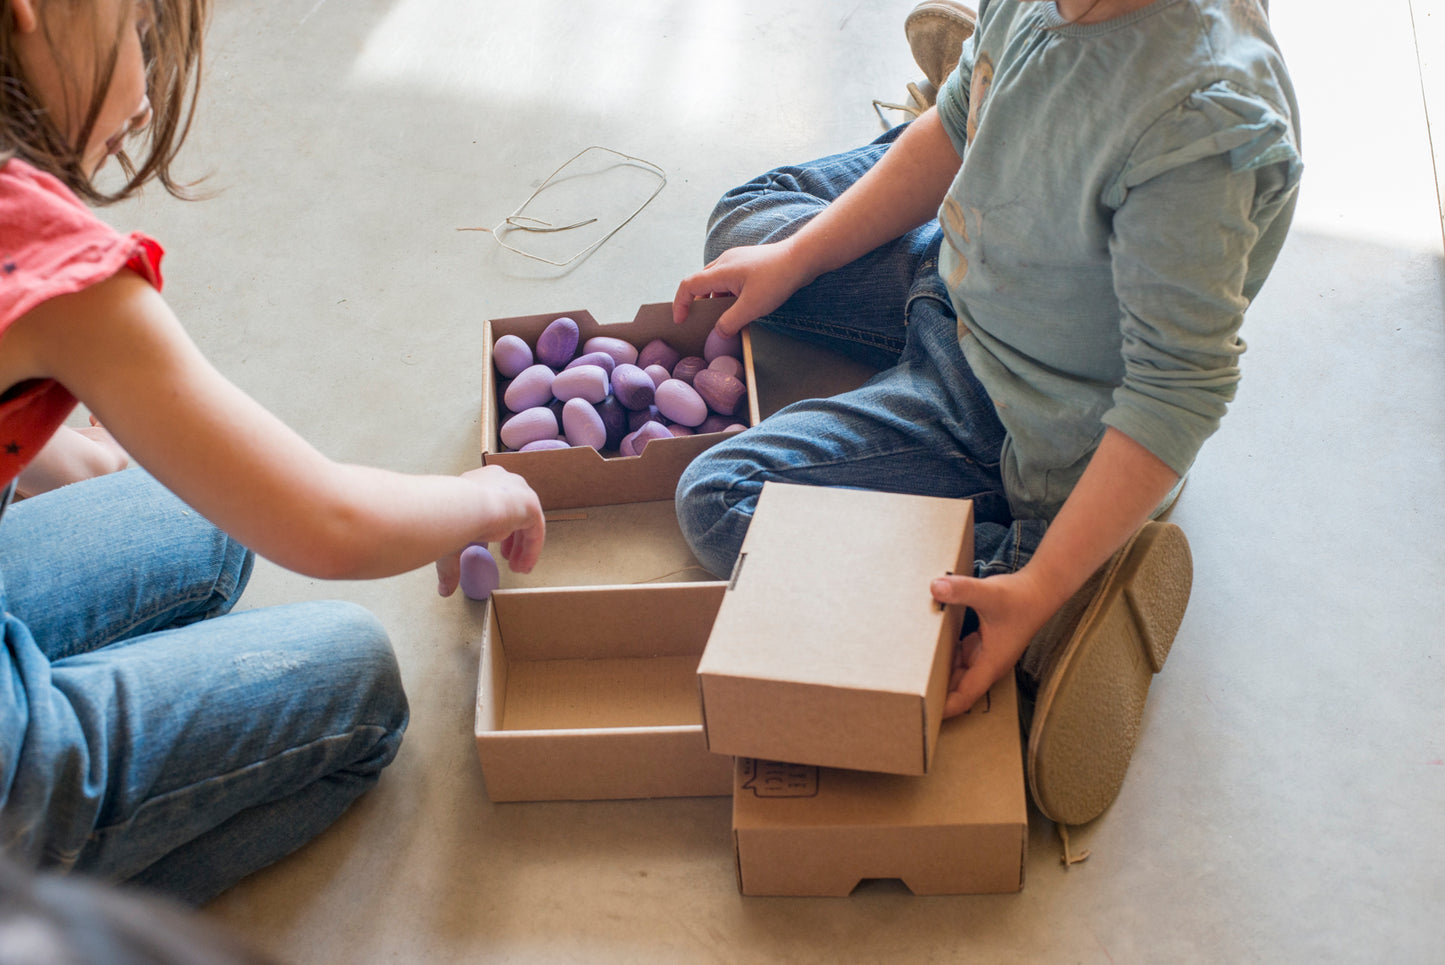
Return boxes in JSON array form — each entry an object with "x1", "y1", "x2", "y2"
[
  {"x1": 904, "y1": 1, "x2": 979, "y2": 97},
  {"x1": 1026, "y1": 521, "x2": 1193, "y2": 826}
]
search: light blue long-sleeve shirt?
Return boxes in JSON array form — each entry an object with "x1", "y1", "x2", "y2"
[{"x1": 934, "y1": 0, "x2": 1301, "y2": 519}]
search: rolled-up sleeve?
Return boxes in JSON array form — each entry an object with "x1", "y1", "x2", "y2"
[{"x1": 1102, "y1": 83, "x2": 1302, "y2": 476}]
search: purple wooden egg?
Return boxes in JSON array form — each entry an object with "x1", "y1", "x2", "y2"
[
  {"x1": 707, "y1": 355, "x2": 744, "y2": 379},
  {"x1": 698, "y1": 413, "x2": 740, "y2": 434},
  {"x1": 611, "y1": 363, "x2": 656, "y2": 411},
  {"x1": 637, "y1": 338, "x2": 682, "y2": 373},
  {"x1": 536, "y1": 316, "x2": 580, "y2": 368},
  {"x1": 520, "y1": 438, "x2": 570, "y2": 451},
  {"x1": 595, "y1": 396, "x2": 628, "y2": 449},
  {"x1": 499, "y1": 406, "x2": 558, "y2": 450},
  {"x1": 643, "y1": 364, "x2": 671, "y2": 387},
  {"x1": 562, "y1": 397, "x2": 607, "y2": 450},
  {"x1": 503, "y1": 364, "x2": 555, "y2": 412},
  {"x1": 493, "y1": 334, "x2": 533, "y2": 378},
  {"x1": 459, "y1": 544, "x2": 501, "y2": 600},
  {"x1": 564, "y1": 350, "x2": 617, "y2": 374},
  {"x1": 582, "y1": 335, "x2": 638, "y2": 367},
  {"x1": 655, "y1": 378, "x2": 707, "y2": 427},
  {"x1": 628, "y1": 406, "x2": 663, "y2": 432},
  {"x1": 703, "y1": 326, "x2": 742, "y2": 363},
  {"x1": 693, "y1": 368, "x2": 746, "y2": 416},
  {"x1": 667, "y1": 424, "x2": 694, "y2": 437},
  {"x1": 620, "y1": 420, "x2": 671, "y2": 457},
  {"x1": 671, "y1": 355, "x2": 707, "y2": 385},
  {"x1": 552, "y1": 363, "x2": 610, "y2": 404}
]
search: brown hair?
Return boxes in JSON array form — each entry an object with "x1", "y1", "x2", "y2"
[{"x1": 0, "y1": 0, "x2": 209, "y2": 205}]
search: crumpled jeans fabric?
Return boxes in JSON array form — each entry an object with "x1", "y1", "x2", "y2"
[{"x1": 1, "y1": 468, "x2": 407, "y2": 905}]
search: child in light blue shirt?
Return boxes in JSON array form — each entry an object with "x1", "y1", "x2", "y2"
[
  {"x1": 936, "y1": 0, "x2": 1300, "y2": 520},
  {"x1": 674, "y1": 0, "x2": 1300, "y2": 827}
]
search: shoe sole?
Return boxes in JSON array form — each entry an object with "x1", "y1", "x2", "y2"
[
  {"x1": 1026, "y1": 521, "x2": 1192, "y2": 825},
  {"x1": 904, "y1": 2, "x2": 979, "y2": 89}
]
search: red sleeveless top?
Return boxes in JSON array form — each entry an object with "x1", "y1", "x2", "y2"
[{"x1": 0, "y1": 158, "x2": 163, "y2": 488}]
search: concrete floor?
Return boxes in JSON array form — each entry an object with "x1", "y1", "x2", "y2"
[{"x1": 104, "y1": 0, "x2": 1444, "y2": 961}]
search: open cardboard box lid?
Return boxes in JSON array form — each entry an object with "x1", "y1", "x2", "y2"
[{"x1": 697, "y1": 482, "x2": 974, "y2": 776}]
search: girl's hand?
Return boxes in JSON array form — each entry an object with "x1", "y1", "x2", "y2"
[
  {"x1": 15, "y1": 419, "x2": 131, "y2": 498},
  {"x1": 930, "y1": 568, "x2": 1058, "y2": 717},
  {"x1": 435, "y1": 465, "x2": 545, "y2": 597},
  {"x1": 672, "y1": 240, "x2": 815, "y2": 336}
]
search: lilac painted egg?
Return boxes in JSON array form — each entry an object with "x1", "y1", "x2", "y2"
[
  {"x1": 493, "y1": 334, "x2": 533, "y2": 378},
  {"x1": 562, "y1": 397, "x2": 607, "y2": 450},
  {"x1": 502, "y1": 364, "x2": 555, "y2": 412},
  {"x1": 564, "y1": 350, "x2": 617, "y2": 374},
  {"x1": 619, "y1": 420, "x2": 672, "y2": 457},
  {"x1": 520, "y1": 438, "x2": 570, "y2": 451},
  {"x1": 459, "y1": 544, "x2": 500, "y2": 600},
  {"x1": 551, "y1": 363, "x2": 610, "y2": 404},
  {"x1": 499, "y1": 406, "x2": 558, "y2": 450},
  {"x1": 655, "y1": 378, "x2": 707, "y2": 427},
  {"x1": 582, "y1": 335, "x2": 639, "y2": 368},
  {"x1": 703, "y1": 326, "x2": 742, "y2": 363}
]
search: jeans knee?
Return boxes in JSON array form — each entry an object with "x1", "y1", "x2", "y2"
[
  {"x1": 675, "y1": 457, "x2": 715, "y2": 546},
  {"x1": 675, "y1": 456, "x2": 746, "y2": 578},
  {"x1": 301, "y1": 601, "x2": 409, "y2": 742}
]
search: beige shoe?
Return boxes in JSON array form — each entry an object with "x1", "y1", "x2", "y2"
[
  {"x1": 905, "y1": 1, "x2": 979, "y2": 92},
  {"x1": 1025, "y1": 521, "x2": 1193, "y2": 826}
]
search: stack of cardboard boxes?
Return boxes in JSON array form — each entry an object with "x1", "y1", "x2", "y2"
[{"x1": 474, "y1": 302, "x2": 1028, "y2": 897}]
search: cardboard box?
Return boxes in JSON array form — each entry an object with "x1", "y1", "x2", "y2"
[
  {"x1": 731, "y1": 674, "x2": 1027, "y2": 897},
  {"x1": 475, "y1": 582, "x2": 735, "y2": 802},
  {"x1": 697, "y1": 483, "x2": 974, "y2": 776},
  {"x1": 482, "y1": 299, "x2": 761, "y2": 509}
]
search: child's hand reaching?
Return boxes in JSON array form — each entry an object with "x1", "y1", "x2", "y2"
[
  {"x1": 435, "y1": 465, "x2": 545, "y2": 597},
  {"x1": 672, "y1": 239, "x2": 816, "y2": 337}
]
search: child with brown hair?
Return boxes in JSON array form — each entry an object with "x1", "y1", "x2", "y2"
[{"x1": 1, "y1": 0, "x2": 545, "y2": 904}]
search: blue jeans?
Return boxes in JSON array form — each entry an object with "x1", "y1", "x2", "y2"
[
  {"x1": 676, "y1": 125, "x2": 1048, "y2": 579},
  {"x1": 0, "y1": 469, "x2": 408, "y2": 905}
]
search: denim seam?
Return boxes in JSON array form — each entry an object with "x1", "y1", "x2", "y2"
[
  {"x1": 65, "y1": 550, "x2": 242, "y2": 658},
  {"x1": 64, "y1": 585, "x2": 226, "y2": 659}
]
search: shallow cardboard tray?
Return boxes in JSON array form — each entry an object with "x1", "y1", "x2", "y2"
[
  {"x1": 481, "y1": 299, "x2": 759, "y2": 509},
  {"x1": 475, "y1": 581, "x2": 735, "y2": 802},
  {"x1": 732, "y1": 674, "x2": 1027, "y2": 897}
]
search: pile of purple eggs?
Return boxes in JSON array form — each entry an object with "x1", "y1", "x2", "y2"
[{"x1": 494, "y1": 316, "x2": 750, "y2": 456}]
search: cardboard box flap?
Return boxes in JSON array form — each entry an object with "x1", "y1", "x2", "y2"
[
  {"x1": 490, "y1": 583, "x2": 725, "y2": 662},
  {"x1": 701, "y1": 483, "x2": 972, "y2": 692}
]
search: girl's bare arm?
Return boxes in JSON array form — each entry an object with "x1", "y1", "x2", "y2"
[{"x1": 3, "y1": 271, "x2": 544, "y2": 580}]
